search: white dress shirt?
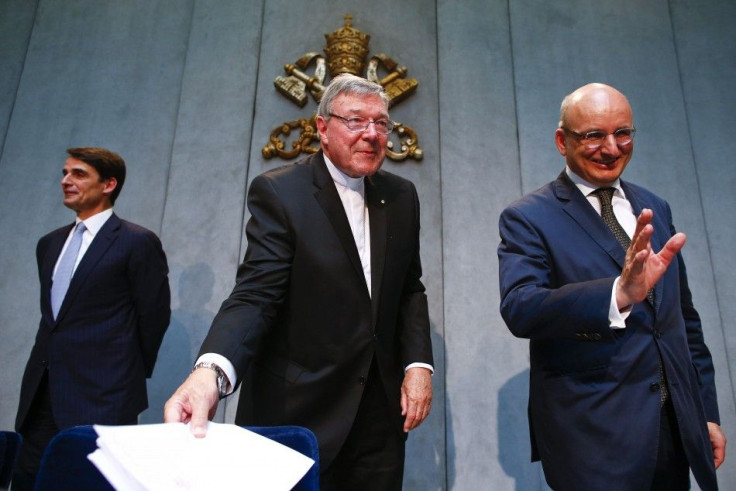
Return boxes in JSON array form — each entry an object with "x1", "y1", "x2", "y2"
[
  {"x1": 53, "y1": 208, "x2": 114, "y2": 279},
  {"x1": 566, "y1": 167, "x2": 635, "y2": 328},
  {"x1": 324, "y1": 157, "x2": 372, "y2": 294}
]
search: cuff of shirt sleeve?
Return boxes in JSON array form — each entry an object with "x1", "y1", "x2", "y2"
[
  {"x1": 195, "y1": 353, "x2": 236, "y2": 396},
  {"x1": 406, "y1": 362, "x2": 434, "y2": 374},
  {"x1": 609, "y1": 276, "x2": 631, "y2": 329}
]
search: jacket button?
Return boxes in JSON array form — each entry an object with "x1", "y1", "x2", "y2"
[
  {"x1": 654, "y1": 330, "x2": 661, "y2": 338},
  {"x1": 358, "y1": 376, "x2": 366, "y2": 385},
  {"x1": 650, "y1": 383, "x2": 660, "y2": 392},
  {"x1": 372, "y1": 334, "x2": 378, "y2": 342}
]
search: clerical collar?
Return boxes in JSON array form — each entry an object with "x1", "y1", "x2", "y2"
[{"x1": 324, "y1": 155, "x2": 364, "y2": 191}]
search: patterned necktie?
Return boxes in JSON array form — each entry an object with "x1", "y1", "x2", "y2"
[
  {"x1": 593, "y1": 187, "x2": 655, "y2": 304},
  {"x1": 593, "y1": 188, "x2": 667, "y2": 405},
  {"x1": 593, "y1": 187, "x2": 630, "y2": 249},
  {"x1": 51, "y1": 222, "x2": 87, "y2": 319}
]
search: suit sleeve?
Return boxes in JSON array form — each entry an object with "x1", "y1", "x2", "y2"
[
  {"x1": 128, "y1": 230, "x2": 171, "y2": 377},
  {"x1": 397, "y1": 184, "x2": 433, "y2": 368},
  {"x1": 498, "y1": 204, "x2": 617, "y2": 341},
  {"x1": 199, "y1": 174, "x2": 293, "y2": 384},
  {"x1": 665, "y1": 204, "x2": 720, "y2": 423}
]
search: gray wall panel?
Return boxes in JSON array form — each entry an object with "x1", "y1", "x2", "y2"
[
  {"x1": 438, "y1": 0, "x2": 545, "y2": 488},
  {"x1": 671, "y1": 1, "x2": 736, "y2": 486},
  {"x1": 1, "y1": 1, "x2": 734, "y2": 489},
  {"x1": 0, "y1": 0, "x2": 37, "y2": 154},
  {"x1": 141, "y1": 0, "x2": 263, "y2": 425}
]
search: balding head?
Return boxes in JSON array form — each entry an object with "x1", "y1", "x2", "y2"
[{"x1": 559, "y1": 83, "x2": 632, "y2": 129}]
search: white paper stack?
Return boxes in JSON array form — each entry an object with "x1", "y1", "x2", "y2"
[{"x1": 88, "y1": 422, "x2": 314, "y2": 490}]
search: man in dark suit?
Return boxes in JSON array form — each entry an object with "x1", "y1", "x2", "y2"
[
  {"x1": 14, "y1": 147, "x2": 171, "y2": 489},
  {"x1": 165, "y1": 74, "x2": 433, "y2": 490},
  {"x1": 498, "y1": 83, "x2": 726, "y2": 490}
]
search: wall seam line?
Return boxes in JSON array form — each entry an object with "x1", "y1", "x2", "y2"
[{"x1": 667, "y1": 0, "x2": 736, "y2": 413}]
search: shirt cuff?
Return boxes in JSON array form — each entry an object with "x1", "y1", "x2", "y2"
[
  {"x1": 406, "y1": 362, "x2": 434, "y2": 374},
  {"x1": 609, "y1": 276, "x2": 631, "y2": 329},
  {"x1": 195, "y1": 353, "x2": 236, "y2": 396}
]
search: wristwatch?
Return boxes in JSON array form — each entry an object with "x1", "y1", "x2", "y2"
[{"x1": 193, "y1": 361, "x2": 228, "y2": 399}]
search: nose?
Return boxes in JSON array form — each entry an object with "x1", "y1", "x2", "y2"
[
  {"x1": 361, "y1": 122, "x2": 379, "y2": 140},
  {"x1": 599, "y1": 133, "x2": 621, "y2": 155}
]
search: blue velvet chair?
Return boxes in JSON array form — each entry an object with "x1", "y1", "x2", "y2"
[
  {"x1": 33, "y1": 424, "x2": 319, "y2": 490},
  {"x1": 0, "y1": 430, "x2": 22, "y2": 489},
  {"x1": 246, "y1": 426, "x2": 320, "y2": 491}
]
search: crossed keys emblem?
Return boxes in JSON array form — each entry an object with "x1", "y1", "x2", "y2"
[{"x1": 262, "y1": 15, "x2": 423, "y2": 162}]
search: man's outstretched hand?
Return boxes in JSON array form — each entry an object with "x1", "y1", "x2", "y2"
[{"x1": 616, "y1": 208, "x2": 685, "y2": 309}]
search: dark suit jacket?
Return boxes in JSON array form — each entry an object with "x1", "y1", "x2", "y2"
[
  {"x1": 498, "y1": 172, "x2": 719, "y2": 490},
  {"x1": 200, "y1": 152, "x2": 433, "y2": 468},
  {"x1": 16, "y1": 213, "x2": 170, "y2": 430}
]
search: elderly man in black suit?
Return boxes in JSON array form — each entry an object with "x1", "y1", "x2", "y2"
[{"x1": 165, "y1": 74, "x2": 433, "y2": 490}]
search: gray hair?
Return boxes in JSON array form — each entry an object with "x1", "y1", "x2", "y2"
[
  {"x1": 317, "y1": 74, "x2": 389, "y2": 117},
  {"x1": 558, "y1": 93, "x2": 573, "y2": 128}
]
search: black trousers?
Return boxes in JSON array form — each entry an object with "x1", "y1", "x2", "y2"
[
  {"x1": 320, "y1": 361, "x2": 406, "y2": 491},
  {"x1": 13, "y1": 372, "x2": 59, "y2": 491},
  {"x1": 12, "y1": 371, "x2": 136, "y2": 490},
  {"x1": 650, "y1": 399, "x2": 690, "y2": 490}
]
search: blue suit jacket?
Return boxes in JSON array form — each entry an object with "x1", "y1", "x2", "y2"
[
  {"x1": 16, "y1": 213, "x2": 170, "y2": 430},
  {"x1": 498, "y1": 172, "x2": 719, "y2": 490}
]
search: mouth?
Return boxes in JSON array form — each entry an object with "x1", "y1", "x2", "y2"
[{"x1": 591, "y1": 157, "x2": 619, "y2": 168}]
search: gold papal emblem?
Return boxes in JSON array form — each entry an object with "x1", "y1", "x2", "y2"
[{"x1": 262, "y1": 15, "x2": 423, "y2": 162}]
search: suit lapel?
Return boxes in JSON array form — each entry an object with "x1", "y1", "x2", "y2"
[
  {"x1": 554, "y1": 172, "x2": 626, "y2": 267},
  {"x1": 311, "y1": 153, "x2": 370, "y2": 295},
  {"x1": 366, "y1": 174, "x2": 388, "y2": 322},
  {"x1": 54, "y1": 214, "x2": 121, "y2": 324}
]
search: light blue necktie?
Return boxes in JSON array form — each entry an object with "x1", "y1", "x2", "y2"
[{"x1": 51, "y1": 222, "x2": 86, "y2": 319}]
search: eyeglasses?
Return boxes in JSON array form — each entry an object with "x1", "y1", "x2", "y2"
[
  {"x1": 328, "y1": 113, "x2": 394, "y2": 135},
  {"x1": 562, "y1": 127, "x2": 636, "y2": 149}
]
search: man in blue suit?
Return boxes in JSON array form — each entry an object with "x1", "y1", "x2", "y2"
[
  {"x1": 13, "y1": 147, "x2": 171, "y2": 489},
  {"x1": 498, "y1": 83, "x2": 725, "y2": 490}
]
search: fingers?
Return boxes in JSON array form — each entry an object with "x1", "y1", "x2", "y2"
[
  {"x1": 163, "y1": 369, "x2": 220, "y2": 438},
  {"x1": 631, "y1": 208, "x2": 653, "y2": 243},
  {"x1": 659, "y1": 232, "x2": 686, "y2": 264},
  {"x1": 163, "y1": 393, "x2": 192, "y2": 424},
  {"x1": 707, "y1": 422, "x2": 727, "y2": 469},
  {"x1": 618, "y1": 210, "x2": 687, "y2": 308},
  {"x1": 400, "y1": 368, "x2": 433, "y2": 433}
]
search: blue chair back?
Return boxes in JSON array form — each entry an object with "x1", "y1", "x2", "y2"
[
  {"x1": 34, "y1": 425, "x2": 319, "y2": 490},
  {"x1": 247, "y1": 425, "x2": 320, "y2": 491},
  {"x1": 0, "y1": 431, "x2": 22, "y2": 489},
  {"x1": 33, "y1": 426, "x2": 111, "y2": 490}
]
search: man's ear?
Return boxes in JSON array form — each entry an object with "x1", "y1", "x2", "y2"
[
  {"x1": 554, "y1": 128, "x2": 568, "y2": 157},
  {"x1": 315, "y1": 115, "x2": 328, "y2": 145},
  {"x1": 103, "y1": 177, "x2": 118, "y2": 196}
]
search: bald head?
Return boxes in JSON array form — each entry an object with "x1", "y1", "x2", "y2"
[{"x1": 559, "y1": 83, "x2": 632, "y2": 129}]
